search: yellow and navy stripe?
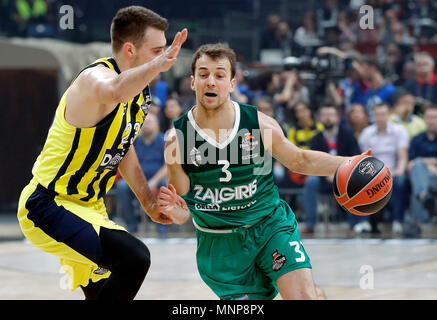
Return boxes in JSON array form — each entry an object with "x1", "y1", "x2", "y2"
[{"x1": 32, "y1": 57, "x2": 151, "y2": 203}]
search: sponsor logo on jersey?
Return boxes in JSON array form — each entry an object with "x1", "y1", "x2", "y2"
[
  {"x1": 190, "y1": 147, "x2": 202, "y2": 167},
  {"x1": 195, "y1": 203, "x2": 220, "y2": 211},
  {"x1": 359, "y1": 160, "x2": 376, "y2": 176},
  {"x1": 98, "y1": 149, "x2": 124, "y2": 172},
  {"x1": 240, "y1": 133, "x2": 258, "y2": 152},
  {"x1": 193, "y1": 179, "x2": 257, "y2": 204},
  {"x1": 272, "y1": 250, "x2": 286, "y2": 271},
  {"x1": 221, "y1": 200, "x2": 257, "y2": 211}
]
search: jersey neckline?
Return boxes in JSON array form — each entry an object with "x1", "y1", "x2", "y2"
[{"x1": 187, "y1": 101, "x2": 240, "y2": 149}]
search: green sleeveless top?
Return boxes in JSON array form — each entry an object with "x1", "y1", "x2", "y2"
[{"x1": 173, "y1": 101, "x2": 289, "y2": 229}]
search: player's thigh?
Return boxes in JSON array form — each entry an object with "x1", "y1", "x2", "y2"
[{"x1": 256, "y1": 227, "x2": 313, "y2": 298}]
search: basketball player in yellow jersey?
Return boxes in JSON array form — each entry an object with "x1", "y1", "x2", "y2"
[{"x1": 17, "y1": 6, "x2": 188, "y2": 299}]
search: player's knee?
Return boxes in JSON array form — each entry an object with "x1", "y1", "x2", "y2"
[{"x1": 126, "y1": 243, "x2": 151, "y2": 277}]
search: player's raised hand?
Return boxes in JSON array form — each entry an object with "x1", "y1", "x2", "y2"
[{"x1": 155, "y1": 28, "x2": 188, "y2": 72}]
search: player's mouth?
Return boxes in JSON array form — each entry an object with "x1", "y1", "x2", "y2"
[{"x1": 204, "y1": 92, "x2": 218, "y2": 99}]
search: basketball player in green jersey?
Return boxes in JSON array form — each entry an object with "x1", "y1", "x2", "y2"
[
  {"x1": 158, "y1": 43, "x2": 370, "y2": 300},
  {"x1": 17, "y1": 6, "x2": 187, "y2": 299}
]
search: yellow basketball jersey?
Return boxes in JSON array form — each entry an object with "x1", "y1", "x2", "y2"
[{"x1": 31, "y1": 57, "x2": 151, "y2": 203}]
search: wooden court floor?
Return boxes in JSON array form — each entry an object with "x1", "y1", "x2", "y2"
[{"x1": 1, "y1": 237, "x2": 437, "y2": 300}]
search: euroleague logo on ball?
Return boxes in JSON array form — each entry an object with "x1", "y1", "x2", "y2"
[{"x1": 358, "y1": 160, "x2": 376, "y2": 176}]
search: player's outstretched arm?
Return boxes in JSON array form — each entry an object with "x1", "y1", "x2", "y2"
[
  {"x1": 73, "y1": 28, "x2": 188, "y2": 106},
  {"x1": 258, "y1": 111, "x2": 370, "y2": 176}
]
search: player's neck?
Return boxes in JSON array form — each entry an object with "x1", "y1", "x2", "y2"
[
  {"x1": 112, "y1": 54, "x2": 130, "y2": 73},
  {"x1": 193, "y1": 100, "x2": 235, "y2": 130}
]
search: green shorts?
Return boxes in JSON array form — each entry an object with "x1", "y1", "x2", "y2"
[{"x1": 195, "y1": 200, "x2": 312, "y2": 300}]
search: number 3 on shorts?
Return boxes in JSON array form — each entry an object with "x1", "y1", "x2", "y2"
[{"x1": 289, "y1": 241, "x2": 306, "y2": 262}]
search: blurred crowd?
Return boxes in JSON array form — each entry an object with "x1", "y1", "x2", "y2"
[{"x1": 2, "y1": 0, "x2": 437, "y2": 238}]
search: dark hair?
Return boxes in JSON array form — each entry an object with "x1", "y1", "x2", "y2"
[
  {"x1": 191, "y1": 43, "x2": 237, "y2": 79},
  {"x1": 361, "y1": 56, "x2": 383, "y2": 73},
  {"x1": 111, "y1": 6, "x2": 168, "y2": 53},
  {"x1": 319, "y1": 104, "x2": 339, "y2": 113},
  {"x1": 373, "y1": 102, "x2": 390, "y2": 111}
]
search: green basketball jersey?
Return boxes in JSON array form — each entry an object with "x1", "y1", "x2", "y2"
[{"x1": 173, "y1": 101, "x2": 295, "y2": 228}]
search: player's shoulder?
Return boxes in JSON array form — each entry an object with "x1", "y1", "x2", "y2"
[{"x1": 173, "y1": 109, "x2": 190, "y2": 128}]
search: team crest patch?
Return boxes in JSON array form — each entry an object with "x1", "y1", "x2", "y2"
[
  {"x1": 272, "y1": 250, "x2": 286, "y2": 271},
  {"x1": 93, "y1": 267, "x2": 109, "y2": 275},
  {"x1": 190, "y1": 147, "x2": 202, "y2": 167},
  {"x1": 358, "y1": 160, "x2": 376, "y2": 176},
  {"x1": 240, "y1": 133, "x2": 258, "y2": 152}
]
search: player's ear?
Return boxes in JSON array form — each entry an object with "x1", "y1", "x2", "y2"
[
  {"x1": 190, "y1": 75, "x2": 196, "y2": 91},
  {"x1": 229, "y1": 77, "x2": 236, "y2": 93},
  {"x1": 122, "y1": 42, "x2": 135, "y2": 59}
]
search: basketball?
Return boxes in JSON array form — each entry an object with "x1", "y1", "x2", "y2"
[{"x1": 333, "y1": 154, "x2": 393, "y2": 216}]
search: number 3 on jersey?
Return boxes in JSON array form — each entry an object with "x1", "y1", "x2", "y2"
[{"x1": 218, "y1": 160, "x2": 232, "y2": 182}]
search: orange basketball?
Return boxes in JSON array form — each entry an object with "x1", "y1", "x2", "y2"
[{"x1": 333, "y1": 154, "x2": 393, "y2": 216}]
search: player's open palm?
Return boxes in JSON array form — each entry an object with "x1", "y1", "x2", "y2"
[{"x1": 156, "y1": 28, "x2": 188, "y2": 72}]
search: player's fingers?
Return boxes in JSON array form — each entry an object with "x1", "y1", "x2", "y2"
[
  {"x1": 158, "y1": 193, "x2": 172, "y2": 202},
  {"x1": 168, "y1": 184, "x2": 177, "y2": 194},
  {"x1": 362, "y1": 148, "x2": 372, "y2": 156}
]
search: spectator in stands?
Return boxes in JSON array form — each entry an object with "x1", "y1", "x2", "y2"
[
  {"x1": 231, "y1": 63, "x2": 253, "y2": 104},
  {"x1": 172, "y1": 75, "x2": 196, "y2": 112},
  {"x1": 11, "y1": 0, "x2": 55, "y2": 37},
  {"x1": 272, "y1": 70, "x2": 311, "y2": 129},
  {"x1": 359, "y1": 103, "x2": 409, "y2": 234},
  {"x1": 255, "y1": 95, "x2": 276, "y2": 119},
  {"x1": 347, "y1": 103, "x2": 369, "y2": 139},
  {"x1": 390, "y1": 91, "x2": 426, "y2": 139},
  {"x1": 294, "y1": 11, "x2": 322, "y2": 50},
  {"x1": 149, "y1": 74, "x2": 169, "y2": 109},
  {"x1": 316, "y1": 0, "x2": 343, "y2": 38},
  {"x1": 302, "y1": 105, "x2": 363, "y2": 234},
  {"x1": 403, "y1": 52, "x2": 437, "y2": 107},
  {"x1": 161, "y1": 97, "x2": 183, "y2": 140},
  {"x1": 337, "y1": 10, "x2": 357, "y2": 45},
  {"x1": 271, "y1": 21, "x2": 303, "y2": 57},
  {"x1": 404, "y1": 104, "x2": 437, "y2": 238},
  {"x1": 406, "y1": 0, "x2": 437, "y2": 41},
  {"x1": 382, "y1": 20, "x2": 416, "y2": 51},
  {"x1": 116, "y1": 113, "x2": 167, "y2": 234},
  {"x1": 260, "y1": 13, "x2": 281, "y2": 50},
  {"x1": 255, "y1": 95, "x2": 289, "y2": 185},
  {"x1": 350, "y1": 57, "x2": 397, "y2": 123},
  {"x1": 383, "y1": 43, "x2": 406, "y2": 86},
  {"x1": 287, "y1": 101, "x2": 323, "y2": 186},
  {"x1": 287, "y1": 101, "x2": 323, "y2": 150}
]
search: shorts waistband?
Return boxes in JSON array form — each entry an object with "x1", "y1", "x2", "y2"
[
  {"x1": 36, "y1": 184, "x2": 59, "y2": 198},
  {"x1": 192, "y1": 218, "x2": 253, "y2": 234}
]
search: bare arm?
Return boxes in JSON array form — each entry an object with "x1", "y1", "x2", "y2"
[
  {"x1": 148, "y1": 164, "x2": 167, "y2": 191},
  {"x1": 259, "y1": 111, "x2": 350, "y2": 176},
  {"x1": 65, "y1": 29, "x2": 188, "y2": 128},
  {"x1": 157, "y1": 134, "x2": 191, "y2": 224},
  {"x1": 118, "y1": 145, "x2": 172, "y2": 224},
  {"x1": 81, "y1": 29, "x2": 187, "y2": 105}
]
